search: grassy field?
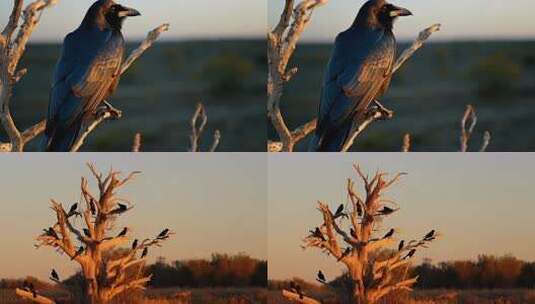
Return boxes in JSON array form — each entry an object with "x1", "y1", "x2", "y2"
[
  {"x1": 2, "y1": 39, "x2": 265, "y2": 152},
  {"x1": 0, "y1": 287, "x2": 268, "y2": 303},
  {"x1": 271, "y1": 40, "x2": 535, "y2": 151},
  {"x1": 267, "y1": 289, "x2": 535, "y2": 304}
]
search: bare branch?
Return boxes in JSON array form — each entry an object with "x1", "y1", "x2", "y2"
[
  {"x1": 460, "y1": 105, "x2": 491, "y2": 152},
  {"x1": 132, "y1": 133, "x2": 141, "y2": 152},
  {"x1": 15, "y1": 289, "x2": 55, "y2": 304},
  {"x1": 282, "y1": 289, "x2": 321, "y2": 304},
  {"x1": 402, "y1": 134, "x2": 411, "y2": 152},
  {"x1": 189, "y1": 102, "x2": 221, "y2": 152}
]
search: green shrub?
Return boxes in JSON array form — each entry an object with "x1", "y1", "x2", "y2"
[
  {"x1": 470, "y1": 53, "x2": 521, "y2": 98},
  {"x1": 200, "y1": 53, "x2": 254, "y2": 96}
]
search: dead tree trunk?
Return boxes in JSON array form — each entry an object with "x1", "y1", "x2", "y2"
[
  {"x1": 16, "y1": 164, "x2": 173, "y2": 304},
  {"x1": 283, "y1": 165, "x2": 438, "y2": 304}
]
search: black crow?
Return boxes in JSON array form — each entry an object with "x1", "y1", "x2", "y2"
[
  {"x1": 356, "y1": 202, "x2": 363, "y2": 216},
  {"x1": 117, "y1": 227, "x2": 128, "y2": 237},
  {"x1": 117, "y1": 203, "x2": 128, "y2": 212},
  {"x1": 50, "y1": 269, "x2": 60, "y2": 282},
  {"x1": 382, "y1": 228, "x2": 395, "y2": 239},
  {"x1": 89, "y1": 199, "x2": 97, "y2": 215},
  {"x1": 338, "y1": 247, "x2": 352, "y2": 261},
  {"x1": 424, "y1": 230, "x2": 435, "y2": 240},
  {"x1": 28, "y1": 282, "x2": 36, "y2": 298},
  {"x1": 310, "y1": 227, "x2": 326, "y2": 241},
  {"x1": 317, "y1": 270, "x2": 326, "y2": 283},
  {"x1": 290, "y1": 281, "x2": 304, "y2": 299},
  {"x1": 67, "y1": 203, "x2": 78, "y2": 217},
  {"x1": 141, "y1": 247, "x2": 148, "y2": 258},
  {"x1": 350, "y1": 228, "x2": 358, "y2": 239},
  {"x1": 83, "y1": 228, "x2": 91, "y2": 237},
  {"x1": 334, "y1": 204, "x2": 344, "y2": 216},
  {"x1": 132, "y1": 239, "x2": 138, "y2": 250},
  {"x1": 42, "y1": 0, "x2": 141, "y2": 151},
  {"x1": 378, "y1": 206, "x2": 396, "y2": 215},
  {"x1": 309, "y1": 0, "x2": 412, "y2": 151},
  {"x1": 404, "y1": 249, "x2": 416, "y2": 260},
  {"x1": 72, "y1": 246, "x2": 85, "y2": 260},
  {"x1": 44, "y1": 227, "x2": 59, "y2": 240},
  {"x1": 157, "y1": 229, "x2": 169, "y2": 239},
  {"x1": 398, "y1": 240, "x2": 404, "y2": 251}
]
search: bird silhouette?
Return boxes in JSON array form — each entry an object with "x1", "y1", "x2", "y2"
[
  {"x1": 378, "y1": 206, "x2": 396, "y2": 215},
  {"x1": 67, "y1": 203, "x2": 78, "y2": 217},
  {"x1": 350, "y1": 228, "x2": 358, "y2": 239},
  {"x1": 356, "y1": 202, "x2": 363, "y2": 217},
  {"x1": 338, "y1": 247, "x2": 352, "y2": 261},
  {"x1": 117, "y1": 227, "x2": 128, "y2": 237},
  {"x1": 310, "y1": 227, "x2": 326, "y2": 241},
  {"x1": 72, "y1": 246, "x2": 85, "y2": 260},
  {"x1": 50, "y1": 269, "x2": 60, "y2": 282},
  {"x1": 83, "y1": 228, "x2": 91, "y2": 237},
  {"x1": 317, "y1": 270, "x2": 326, "y2": 283},
  {"x1": 132, "y1": 239, "x2": 138, "y2": 250},
  {"x1": 383, "y1": 228, "x2": 395, "y2": 239},
  {"x1": 157, "y1": 229, "x2": 169, "y2": 239},
  {"x1": 42, "y1": 0, "x2": 141, "y2": 151},
  {"x1": 404, "y1": 249, "x2": 416, "y2": 260},
  {"x1": 141, "y1": 247, "x2": 148, "y2": 258},
  {"x1": 44, "y1": 227, "x2": 59, "y2": 240},
  {"x1": 290, "y1": 281, "x2": 303, "y2": 299},
  {"x1": 398, "y1": 240, "x2": 404, "y2": 251},
  {"x1": 334, "y1": 204, "x2": 344, "y2": 217},
  {"x1": 424, "y1": 230, "x2": 435, "y2": 240},
  {"x1": 309, "y1": 0, "x2": 412, "y2": 151}
]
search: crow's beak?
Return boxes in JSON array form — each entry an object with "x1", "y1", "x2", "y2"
[
  {"x1": 389, "y1": 6, "x2": 412, "y2": 17},
  {"x1": 118, "y1": 6, "x2": 141, "y2": 18}
]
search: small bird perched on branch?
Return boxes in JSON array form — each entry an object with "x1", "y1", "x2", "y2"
[
  {"x1": 141, "y1": 247, "x2": 148, "y2": 258},
  {"x1": 382, "y1": 228, "x2": 395, "y2": 239},
  {"x1": 50, "y1": 269, "x2": 60, "y2": 282},
  {"x1": 42, "y1": 0, "x2": 141, "y2": 151},
  {"x1": 72, "y1": 246, "x2": 85, "y2": 260},
  {"x1": 309, "y1": 0, "x2": 412, "y2": 152},
  {"x1": 117, "y1": 227, "x2": 128, "y2": 237},
  {"x1": 290, "y1": 281, "x2": 304, "y2": 299},
  {"x1": 43, "y1": 227, "x2": 59, "y2": 240},
  {"x1": 157, "y1": 228, "x2": 170, "y2": 240},
  {"x1": 67, "y1": 203, "x2": 79, "y2": 218},
  {"x1": 317, "y1": 270, "x2": 326, "y2": 283},
  {"x1": 310, "y1": 227, "x2": 326, "y2": 241}
]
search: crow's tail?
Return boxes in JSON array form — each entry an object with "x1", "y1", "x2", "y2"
[
  {"x1": 41, "y1": 120, "x2": 83, "y2": 152},
  {"x1": 308, "y1": 120, "x2": 352, "y2": 152}
]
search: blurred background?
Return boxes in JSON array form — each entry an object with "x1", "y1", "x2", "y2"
[
  {"x1": 268, "y1": 0, "x2": 535, "y2": 151},
  {"x1": 0, "y1": 0, "x2": 266, "y2": 151}
]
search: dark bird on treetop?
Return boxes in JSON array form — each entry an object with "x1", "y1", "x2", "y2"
[
  {"x1": 72, "y1": 246, "x2": 85, "y2": 260},
  {"x1": 404, "y1": 249, "x2": 416, "y2": 259},
  {"x1": 309, "y1": 0, "x2": 412, "y2": 152},
  {"x1": 44, "y1": 227, "x2": 59, "y2": 240},
  {"x1": 132, "y1": 239, "x2": 138, "y2": 249},
  {"x1": 141, "y1": 247, "x2": 148, "y2": 258},
  {"x1": 310, "y1": 227, "x2": 326, "y2": 241},
  {"x1": 317, "y1": 270, "x2": 326, "y2": 283},
  {"x1": 42, "y1": 0, "x2": 141, "y2": 151},
  {"x1": 290, "y1": 281, "x2": 304, "y2": 299},
  {"x1": 157, "y1": 229, "x2": 169, "y2": 239},
  {"x1": 424, "y1": 230, "x2": 435, "y2": 240},
  {"x1": 378, "y1": 206, "x2": 396, "y2": 215},
  {"x1": 50, "y1": 269, "x2": 60, "y2": 282},
  {"x1": 383, "y1": 228, "x2": 395, "y2": 239},
  {"x1": 89, "y1": 199, "x2": 96, "y2": 215},
  {"x1": 398, "y1": 240, "x2": 404, "y2": 251},
  {"x1": 67, "y1": 203, "x2": 78, "y2": 217},
  {"x1": 334, "y1": 204, "x2": 344, "y2": 216},
  {"x1": 117, "y1": 227, "x2": 128, "y2": 237},
  {"x1": 83, "y1": 228, "x2": 91, "y2": 237}
]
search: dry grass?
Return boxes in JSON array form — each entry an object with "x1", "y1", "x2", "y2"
[{"x1": 267, "y1": 289, "x2": 535, "y2": 304}]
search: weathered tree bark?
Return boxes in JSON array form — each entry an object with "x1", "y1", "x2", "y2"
[
  {"x1": 283, "y1": 165, "x2": 438, "y2": 303},
  {"x1": 267, "y1": 0, "x2": 441, "y2": 152},
  {"x1": 16, "y1": 164, "x2": 173, "y2": 303}
]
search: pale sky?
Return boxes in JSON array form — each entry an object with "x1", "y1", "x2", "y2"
[
  {"x1": 0, "y1": 153, "x2": 266, "y2": 281},
  {"x1": 268, "y1": 154, "x2": 535, "y2": 282},
  {"x1": 269, "y1": 0, "x2": 535, "y2": 42},
  {"x1": 0, "y1": 0, "x2": 265, "y2": 42}
]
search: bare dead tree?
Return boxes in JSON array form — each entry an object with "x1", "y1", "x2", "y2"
[
  {"x1": 267, "y1": 0, "x2": 441, "y2": 152},
  {"x1": 16, "y1": 164, "x2": 173, "y2": 304},
  {"x1": 283, "y1": 165, "x2": 438, "y2": 304},
  {"x1": 0, "y1": 0, "x2": 169, "y2": 152}
]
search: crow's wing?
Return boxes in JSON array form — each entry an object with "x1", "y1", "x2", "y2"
[
  {"x1": 70, "y1": 34, "x2": 124, "y2": 120},
  {"x1": 318, "y1": 31, "x2": 395, "y2": 132}
]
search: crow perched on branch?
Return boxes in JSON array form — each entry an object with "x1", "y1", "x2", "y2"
[
  {"x1": 42, "y1": 0, "x2": 141, "y2": 151},
  {"x1": 317, "y1": 270, "x2": 326, "y2": 283},
  {"x1": 310, "y1": 227, "x2": 326, "y2": 241},
  {"x1": 67, "y1": 203, "x2": 79, "y2": 217},
  {"x1": 157, "y1": 229, "x2": 170, "y2": 239},
  {"x1": 141, "y1": 247, "x2": 148, "y2": 258},
  {"x1": 117, "y1": 227, "x2": 128, "y2": 237},
  {"x1": 383, "y1": 228, "x2": 395, "y2": 239},
  {"x1": 50, "y1": 269, "x2": 60, "y2": 282},
  {"x1": 290, "y1": 281, "x2": 304, "y2": 299},
  {"x1": 132, "y1": 239, "x2": 138, "y2": 250},
  {"x1": 44, "y1": 227, "x2": 59, "y2": 240},
  {"x1": 309, "y1": 0, "x2": 412, "y2": 152},
  {"x1": 72, "y1": 246, "x2": 85, "y2": 260}
]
